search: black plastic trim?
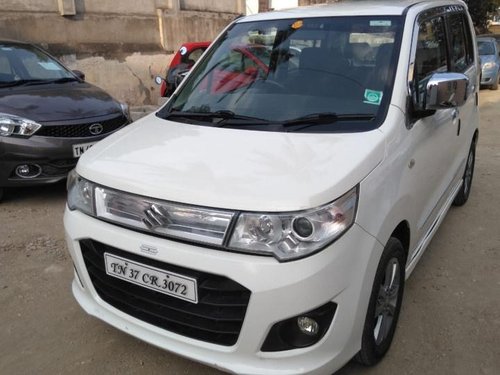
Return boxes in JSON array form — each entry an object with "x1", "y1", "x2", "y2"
[{"x1": 261, "y1": 302, "x2": 337, "y2": 352}]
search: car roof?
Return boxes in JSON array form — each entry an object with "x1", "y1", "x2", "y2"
[
  {"x1": 477, "y1": 37, "x2": 497, "y2": 42},
  {"x1": 239, "y1": 0, "x2": 467, "y2": 22},
  {"x1": 478, "y1": 34, "x2": 500, "y2": 40}
]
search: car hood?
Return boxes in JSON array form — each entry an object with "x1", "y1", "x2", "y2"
[
  {"x1": 77, "y1": 114, "x2": 386, "y2": 212},
  {"x1": 0, "y1": 82, "x2": 121, "y2": 122}
]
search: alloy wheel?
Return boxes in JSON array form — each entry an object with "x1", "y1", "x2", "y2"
[
  {"x1": 463, "y1": 150, "x2": 474, "y2": 196},
  {"x1": 373, "y1": 257, "x2": 401, "y2": 345}
]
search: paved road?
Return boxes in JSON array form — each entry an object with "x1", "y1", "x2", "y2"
[{"x1": 1, "y1": 91, "x2": 499, "y2": 375}]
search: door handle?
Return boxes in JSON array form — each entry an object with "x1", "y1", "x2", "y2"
[{"x1": 452, "y1": 109, "x2": 460, "y2": 136}]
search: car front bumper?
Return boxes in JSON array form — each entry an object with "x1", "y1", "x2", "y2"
[
  {"x1": 481, "y1": 67, "x2": 498, "y2": 85},
  {"x1": 64, "y1": 208, "x2": 384, "y2": 375},
  {"x1": 0, "y1": 135, "x2": 84, "y2": 187},
  {"x1": 0, "y1": 122, "x2": 128, "y2": 187}
]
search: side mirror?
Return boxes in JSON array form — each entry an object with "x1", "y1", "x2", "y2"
[
  {"x1": 72, "y1": 70, "x2": 85, "y2": 81},
  {"x1": 424, "y1": 72, "x2": 468, "y2": 110},
  {"x1": 174, "y1": 70, "x2": 189, "y2": 87},
  {"x1": 155, "y1": 76, "x2": 164, "y2": 85}
]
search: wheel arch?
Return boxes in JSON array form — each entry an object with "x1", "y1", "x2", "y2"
[
  {"x1": 472, "y1": 129, "x2": 479, "y2": 146},
  {"x1": 389, "y1": 221, "x2": 410, "y2": 260}
]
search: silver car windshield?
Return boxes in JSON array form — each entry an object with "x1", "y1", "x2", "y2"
[
  {"x1": 478, "y1": 40, "x2": 496, "y2": 56},
  {"x1": 161, "y1": 16, "x2": 403, "y2": 132}
]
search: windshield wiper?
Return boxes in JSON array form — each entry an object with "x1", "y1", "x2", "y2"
[
  {"x1": 43, "y1": 77, "x2": 80, "y2": 84},
  {"x1": 0, "y1": 79, "x2": 47, "y2": 87},
  {"x1": 164, "y1": 110, "x2": 270, "y2": 125},
  {"x1": 282, "y1": 112, "x2": 375, "y2": 127},
  {"x1": 0, "y1": 77, "x2": 79, "y2": 88}
]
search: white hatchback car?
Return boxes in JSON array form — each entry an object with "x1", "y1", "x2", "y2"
[{"x1": 65, "y1": 1, "x2": 479, "y2": 374}]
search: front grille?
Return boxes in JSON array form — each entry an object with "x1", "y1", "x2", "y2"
[
  {"x1": 37, "y1": 115, "x2": 127, "y2": 138},
  {"x1": 80, "y1": 240, "x2": 251, "y2": 346},
  {"x1": 41, "y1": 158, "x2": 77, "y2": 176}
]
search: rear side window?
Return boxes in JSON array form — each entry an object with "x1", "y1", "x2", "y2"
[
  {"x1": 448, "y1": 13, "x2": 474, "y2": 72},
  {"x1": 415, "y1": 17, "x2": 448, "y2": 82},
  {"x1": 414, "y1": 16, "x2": 448, "y2": 104}
]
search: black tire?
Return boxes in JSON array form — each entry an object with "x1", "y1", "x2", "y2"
[
  {"x1": 356, "y1": 238, "x2": 406, "y2": 366},
  {"x1": 491, "y1": 77, "x2": 498, "y2": 90},
  {"x1": 0, "y1": 187, "x2": 3, "y2": 202},
  {"x1": 453, "y1": 139, "x2": 476, "y2": 206}
]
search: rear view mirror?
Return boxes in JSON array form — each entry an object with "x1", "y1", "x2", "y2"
[
  {"x1": 424, "y1": 72, "x2": 468, "y2": 110},
  {"x1": 72, "y1": 70, "x2": 85, "y2": 81},
  {"x1": 155, "y1": 76, "x2": 164, "y2": 85}
]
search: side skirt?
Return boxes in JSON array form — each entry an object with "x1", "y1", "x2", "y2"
[{"x1": 405, "y1": 179, "x2": 463, "y2": 279}]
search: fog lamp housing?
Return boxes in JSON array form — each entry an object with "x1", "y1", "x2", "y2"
[
  {"x1": 261, "y1": 302, "x2": 337, "y2": 352},
  {"x1": 15, "y1": 164, "x2": 42, "y2": 178}
]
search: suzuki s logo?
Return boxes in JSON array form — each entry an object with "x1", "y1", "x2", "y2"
[
  {"x1": 140, "y1": 244, "x2": 158, "y2": 256},
  {"x1": 143, "y1": 204, "x2": 170, "y2": 229},
  {"x1": 89, "y1": 123, "x2": 103, "y2": 135}
]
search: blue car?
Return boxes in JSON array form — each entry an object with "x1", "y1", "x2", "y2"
[{"x1": 477, "y1": 37, "x2": 500, "y2": 90}]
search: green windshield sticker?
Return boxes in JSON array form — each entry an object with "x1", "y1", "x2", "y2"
[
  {"x1": 364, "y1": 89, "x2": 383, "y2": 106},
  {"x1": 370, "y1": 20, "x2": 392, "y2": 27}
]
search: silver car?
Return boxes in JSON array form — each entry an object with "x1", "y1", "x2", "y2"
[{"x1": 478, "y1": 36, "x2": 500, "y2": 90}]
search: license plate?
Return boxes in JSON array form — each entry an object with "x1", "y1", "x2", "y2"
[
  {"x1": 72, "y1": 142, "x2": 97, "y2": 157},
  {"x1": 104, "y1": 253, "x2": 198, "y2": 303}
]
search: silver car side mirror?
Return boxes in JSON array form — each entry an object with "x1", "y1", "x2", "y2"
[{"x1": 425, "y1": 72, "x2": 469, "y2": 110}]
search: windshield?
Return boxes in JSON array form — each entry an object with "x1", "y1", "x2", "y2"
[
  {"x1": 160, "y1": 16, "x2": 403, "y2": 132},
  {"x1": 478, "y1": 40, "x2": 496, "y2": 56},
  {"x1": 0, "y1": 43, "x2": 75, "y2": 84}
]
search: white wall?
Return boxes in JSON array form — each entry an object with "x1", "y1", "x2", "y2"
[
  {"x1": 245, "y1": 0, "x2": 298, "y2": 15},
  {"x1": 271, "y1": 0, "x2": 298, "y2": 10},
  {"x1": 246, "y1": 0, "x2": 258, "y2": 14}
]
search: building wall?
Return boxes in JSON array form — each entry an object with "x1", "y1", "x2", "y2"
[
  {"x1": 181, "y1": 0, "x2": 244, "y2": 13},
  {"x1": 298, "y1": 0, "x2": 329, "y2": 5}
]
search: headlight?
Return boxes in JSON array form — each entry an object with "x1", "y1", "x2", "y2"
[
  {"x1": 229, "y1": 187, "x2": 358, "y2": 261},
  {"x1": 93, "y1": 185, "x2": 234, "y2": 245},
  {"x1": 483, "y1": 62, "x2": 496, "y2": 70},
  {"x1": 0, "y1": 113, "x2": 41, "y2": 137},
  {"x1": 67, "y1": 169, "x2": 95, "y2": 216},
  {"x1": 67, "y1": 170, "x2": 358, "y2": 262},
  {"x1": 67, "y1": 171, "x2": 234, "y2": 246},
  {"x1": 120, "y1": 102, "x2": 132, "y2": 122}
]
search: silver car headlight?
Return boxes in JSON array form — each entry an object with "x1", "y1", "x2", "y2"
[
  {"x1": 483, "y1": 62, "x2": 496, "y2": 70},
  {"x1": 228, "y1": 187, "x2": 358, "y2": 261},
  {"x1": 0, "y1": 113, "x2": 41, "y2": 137}
]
